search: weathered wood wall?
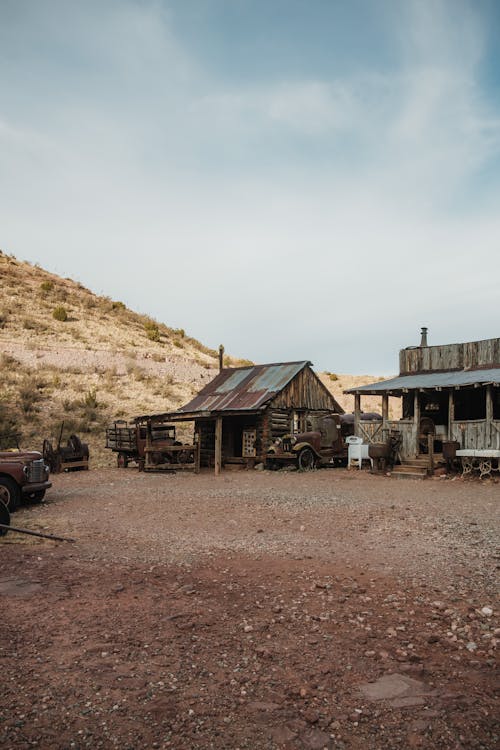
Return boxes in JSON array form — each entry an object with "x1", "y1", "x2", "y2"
[
  {"x1": 450, "y1": 420, "x2": 500, "y2": 451},
  {"x1": 399, "y1": 338, "x2": 500, "y2": 375},
  {"x1": 270, "y1": 366, "x2": 342, "y2": 412}
]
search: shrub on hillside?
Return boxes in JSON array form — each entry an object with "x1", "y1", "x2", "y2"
[
  {"x1": 40, "y1": 280, "x2": 54, "y2": 293},
  {"x1": 53, "y1": 305, "x2": 68, "y2": 322},
  {"x1": 18, "y1": 382, "x2": 39, "y2": 414},
  {"x1": 146, "y1": 327, "x2": 160, "y2": 342}
]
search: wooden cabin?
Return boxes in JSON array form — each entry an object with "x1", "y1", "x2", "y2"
[
  {"x1": 344, "y1": 330, "x2": 500, "y2": 461},
  {"x1": 141, "y1": 361, "x2": 343, "y2": 474}
]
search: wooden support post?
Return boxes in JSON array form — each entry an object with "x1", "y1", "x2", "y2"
[
  {"x1": 195, "y1": 430, "x2": 201, "y2": 474},
  {"x1": 448, "y1": 390, "x2": 454, "y2": 440},
  {"x1": 486, "y1": 385, "x2": 493, "y2": 445},
  {"x1": 145, "y1": 419, "x2": 153, "y2": 471},
  {"x1": 382, "y1": 394, "x2": 389, "y2": 425},
  {"x1": 354, "y1": 394, "x2": 361, "y2": 437},
  {"x1": 427, "y1": 432, "x2": 434, "y2": 475},
  {"x1": 214, "y1": 417, "x2": 222, "y2": 476},
  {"x1": 414, "y1": 391, "x2": 420, "y2": 457}
]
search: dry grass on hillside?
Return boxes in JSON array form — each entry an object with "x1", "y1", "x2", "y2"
[{"x1": 0, "y1": 251, "x2": 398, "y2": 466}]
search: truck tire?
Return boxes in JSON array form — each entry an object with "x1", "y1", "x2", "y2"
[
  {"x1": 0, "y1": 477, "x2": 21, "y2": 512},
  {"x1": 297, "y1": 448, "x2": 315, "y2": 471},
  {"x1": 117, "y1": 452, "x2": 128, "y2": 468}
]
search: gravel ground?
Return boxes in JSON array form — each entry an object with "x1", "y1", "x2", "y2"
[{"x1": 1, "y1": 468, "x2": 498, "y2": 749}]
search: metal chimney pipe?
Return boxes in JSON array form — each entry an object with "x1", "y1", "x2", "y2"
[
  {"x1": 420, "y1": 327, "x2": 428, "y2": 347},
  {"x1": 218, "y1": 344, "x2": 225, "y2": 371}
]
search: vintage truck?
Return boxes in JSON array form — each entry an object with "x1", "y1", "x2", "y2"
[
  {"x1": 266, "y1": 412, "x2": 382, "y2": 470},
  {"x1": 0, "y1": 447, "x2": 52, "y2": 511},
  {"x1": 105, "y1": 419, "x2": 195, "y2": 469}
]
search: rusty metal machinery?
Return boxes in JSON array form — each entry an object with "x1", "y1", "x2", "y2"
[
  {"x1": 43, "y1": 423, "x2": 89, "y2": 473},
  {"x1": 0, "y1": 500, "x2": 75, "y2": 542}
]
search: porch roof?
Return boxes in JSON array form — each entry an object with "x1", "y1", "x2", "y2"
[{"x1": 344, "y1": 367, "x2": 500, "y2": 396}]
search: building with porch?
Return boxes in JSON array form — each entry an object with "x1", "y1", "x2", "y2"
[
  {"x1": 344, "y1": 331, "x2": 500, "y2": 464},
  {"x1": 142, "y1": 361, "x2": 343, "y2": 474}
]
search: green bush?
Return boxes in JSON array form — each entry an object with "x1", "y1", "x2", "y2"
[
  {"x1": 53, "y1": 305, "x2": 68, "y2": 322},
  {"x1": 83, "y1": 389, "x2": 99, "y2": 409},
  {"x1": 327, "y1": 372, "x2": 339, "y2": 382},
  {"x1": 40, "y1": 280, "x2": 54, "y2": 293},
  {"x1": 146, "y1": 327, "x2": 160, "y2": 342}
]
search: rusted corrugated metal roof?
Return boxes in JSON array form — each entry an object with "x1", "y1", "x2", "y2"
[
  {"x1": 345, "y1": 367, "x2": 500, "y2": 395},
  {"x1": 180, "y1": 361, "x2": 311, "y2": 413}
]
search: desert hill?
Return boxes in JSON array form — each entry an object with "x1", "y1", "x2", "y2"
[{"x1": 0, "y1": 251, "x2": 398, "y2": 465}]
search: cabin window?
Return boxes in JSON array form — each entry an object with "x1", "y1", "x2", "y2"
[{"x1": 454, "y1": 387, "x2": 486, "y2": 421}]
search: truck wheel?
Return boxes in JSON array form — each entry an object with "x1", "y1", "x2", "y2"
[
  {"x1": 117, "y1": 452, "x2": 128, "y2": 469},
  {"x1": 298, "y1": 448, "x2": 315, "y2": 471},
  {"x1": 0, "y1": 477, "x2": 21, "y2": 511}
]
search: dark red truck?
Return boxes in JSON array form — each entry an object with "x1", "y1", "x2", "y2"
[{"x1": 0, "y1": 449, "x2": 51, "y2": 511}]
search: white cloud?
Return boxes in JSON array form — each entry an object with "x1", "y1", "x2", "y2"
[{"x1": 0, "y1": 0, "x2": 499, "y2": 372}]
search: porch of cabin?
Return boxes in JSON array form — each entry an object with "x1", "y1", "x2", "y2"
[{"x1": 351, "y1": 384, "x2": 500, "y2": 470}]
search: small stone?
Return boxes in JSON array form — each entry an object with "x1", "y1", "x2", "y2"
[
  {"x1": 480, "y1": 606, "x2": 493, "y2": 617},
  {"x1": 243, "y1": 624, "x2": 253, "y2": 633},
  {"x1": 466, "y1": 642, "x2": 477, "y2": 652}
]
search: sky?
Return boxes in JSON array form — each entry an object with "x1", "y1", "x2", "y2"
[{"x1": 1, "y1": 0, "x2": 499, "y2": 374}]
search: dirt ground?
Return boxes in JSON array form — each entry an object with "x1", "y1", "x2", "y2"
[{"x1": 1, "y1": 468, "x2": 498, "y2": 749}]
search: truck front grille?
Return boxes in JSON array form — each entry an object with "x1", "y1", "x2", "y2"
[{"x1": 27, "y1": 459, "x2": 47, "y2": 482}]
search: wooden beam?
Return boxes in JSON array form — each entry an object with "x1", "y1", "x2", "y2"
[
  {"x1": 448, "y1": 390, "x2": 454, "y2": 440},
  {"x1": 354, "y1": 394, "x2": 361, "y2": 437},
  {"x1": 382, "y1": 394, "x2": 389, "y2": 426},
  {"x1": 486, "y1": 384, "x2": 493, "y2": 425},
  {"x1": 214, "y1": 417, "x2": 222, "y2": 476},
  {"x1": 414, "y1": 391, "x2": 420, "y2": 455}
]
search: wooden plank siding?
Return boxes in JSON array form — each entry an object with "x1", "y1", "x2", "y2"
[
  {"x1": 450, "y1": 420, "x2": 500, "y2": 451},
  {"x1": 400, "y1": 338, "x2": 500, "y2": 375},
  {"x1": 270, "y1": 365, "x2": 342, "y2": 412}
]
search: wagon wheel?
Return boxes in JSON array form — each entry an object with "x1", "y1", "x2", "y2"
[
  {"x1": 42, "y1": 439, "x2": 53, "y2": 461},
  {"x1": 0, "y1": 500, "x2": 10, "y2": 535},
  {"x1": 150, "y1": 451, "x2": 163, "y2": 466},
  {"x1": 419, "y1": 417, "x2": 435, "y2": 436},
  {"x1": 297, "y1": 448, "x2": 315, "y2": 471},
  {"x1": 178, "y1": 449, "x2": 194, "y2": 464},
  {"x1": 68, "y1": 434, "x2": 82, "y2": 454}
]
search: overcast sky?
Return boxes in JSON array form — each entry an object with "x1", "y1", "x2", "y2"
[{"x1": 1, "y1": 0, "x2": 499, "y2": 373}]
